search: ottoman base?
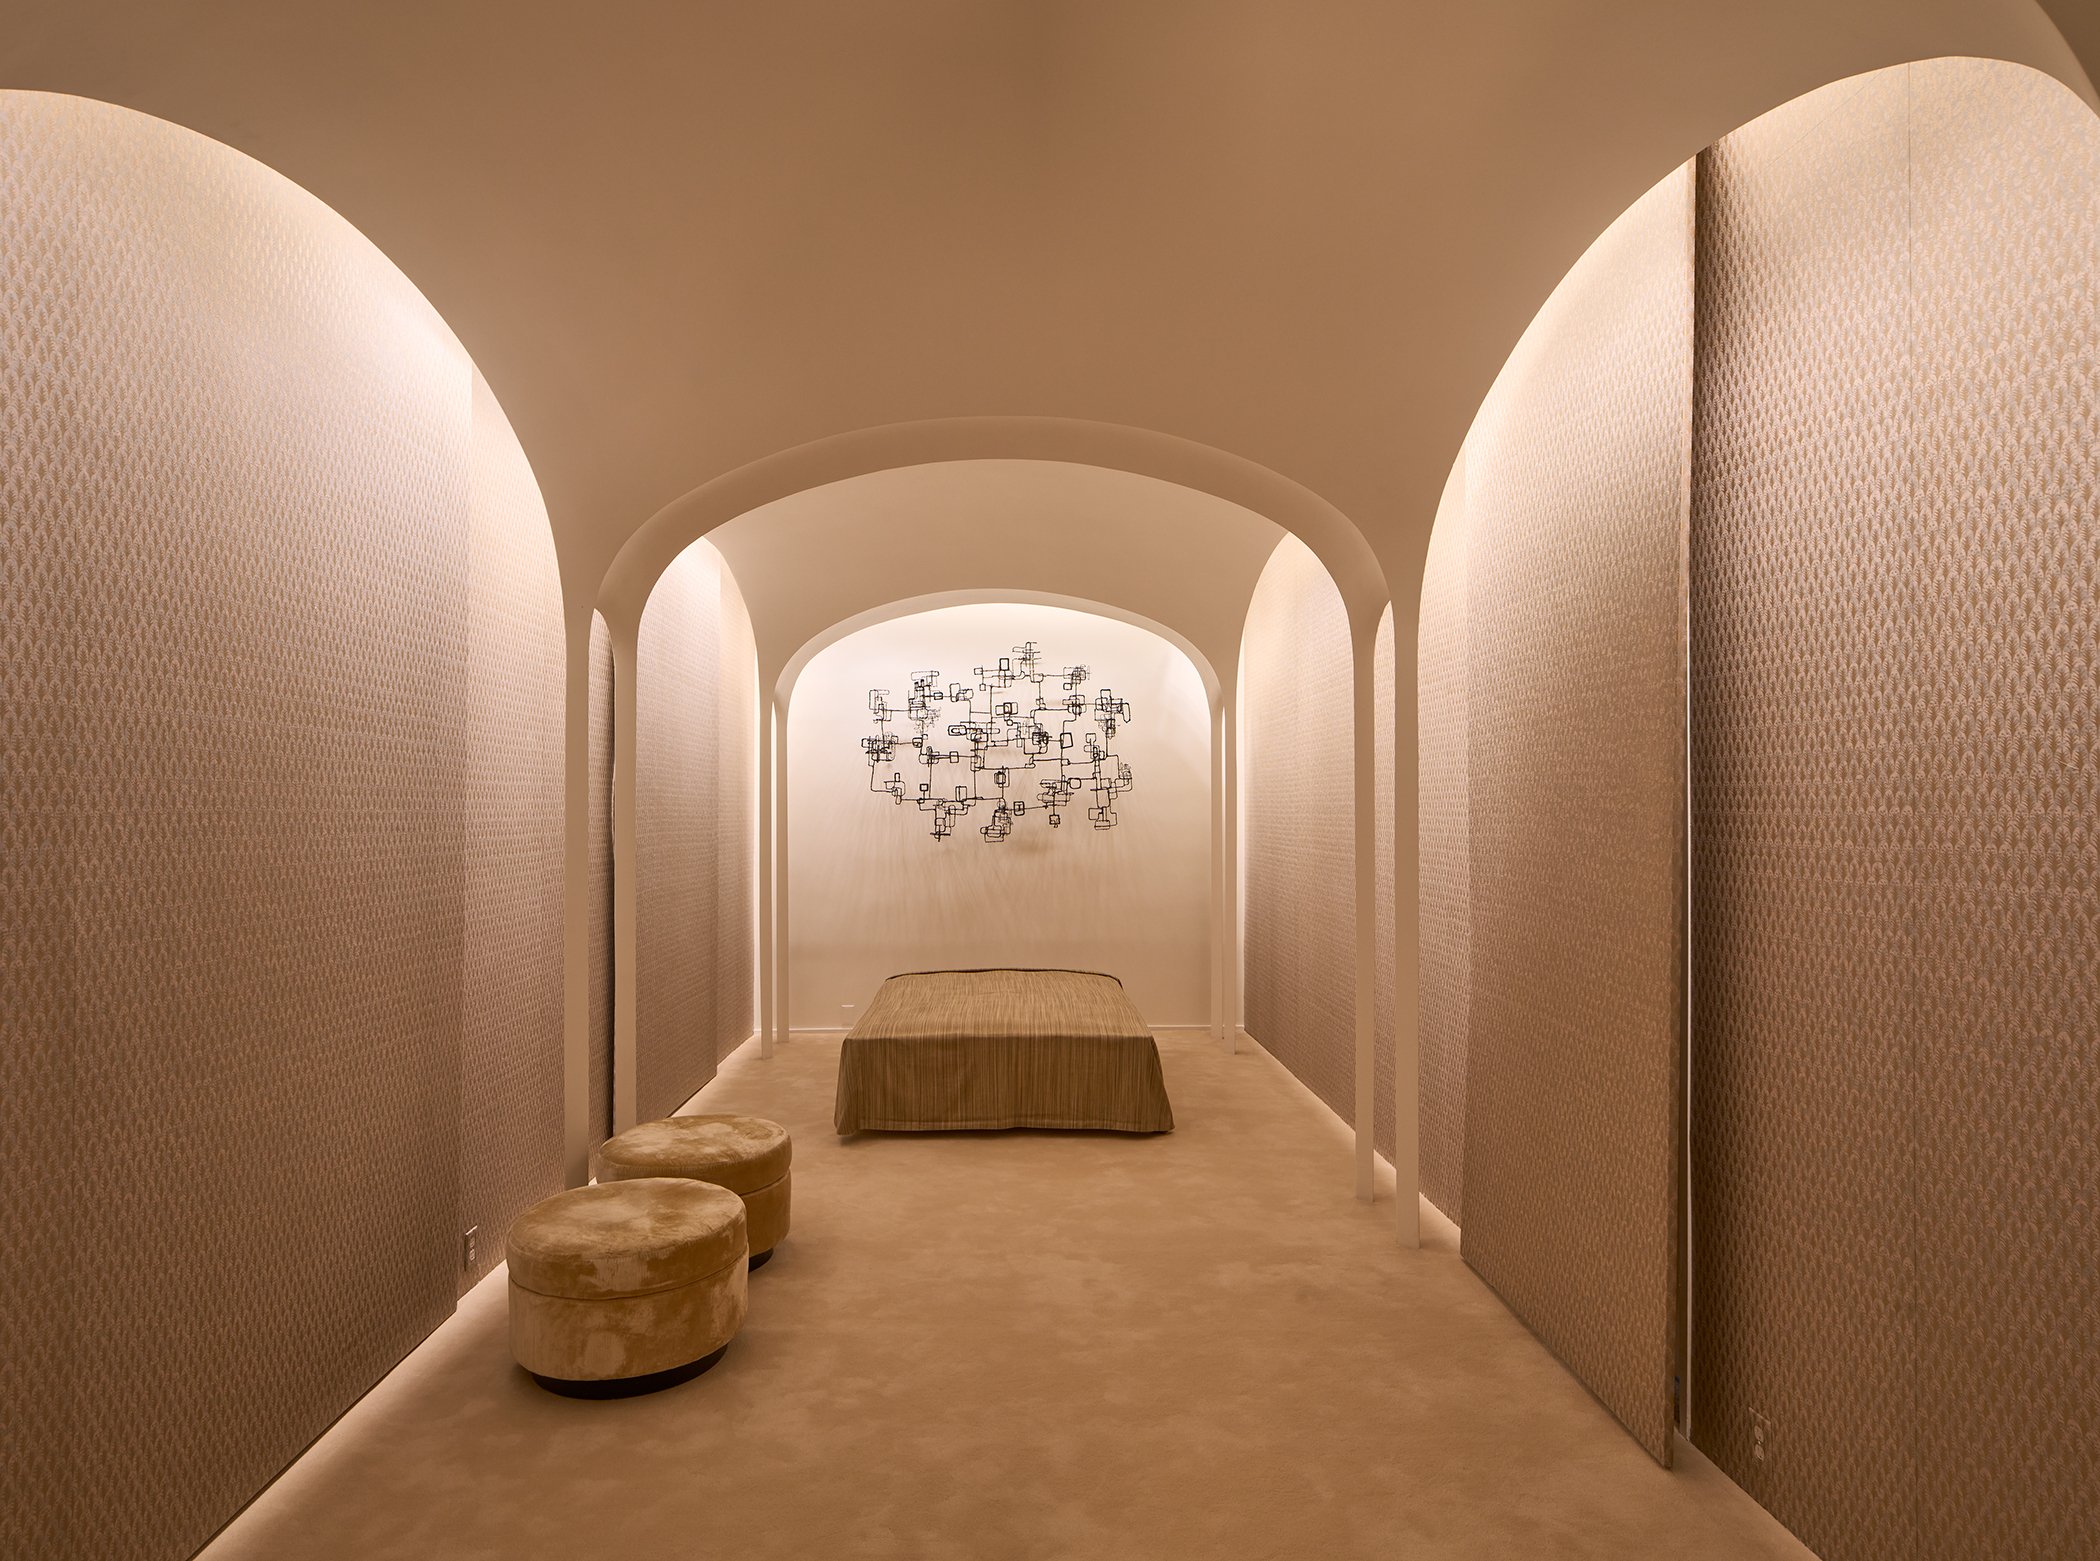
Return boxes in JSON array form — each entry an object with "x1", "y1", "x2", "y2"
[
  {"x1": 528, "y1": 1342, "x2": 729, "y2": 1399},
  {"x1": 509, "y1": 1258, "x2": 749, "y2": 1384},
  {"x1": 749, "y1": 1246, "x2": 774, "y2": 1272}
]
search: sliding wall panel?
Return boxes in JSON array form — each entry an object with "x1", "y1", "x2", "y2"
[
  {"x1": 714, "y1": 571, "x2": 757, "y2": 1062},
  {"x1": 1692, "y1": 60, "x2": 2098, "y2": 1561},
  {"x1": 1693, "y1": 61, "x2": 2100, "y2": 1559},
  {"x1": 1241, "y1": 535, "x2": 1356, "y2": 1126},
  {"x1": 1689, "y1": 75, "x2": 1918, "y2": 1554},
  {"x1": 1461, "y1": 162, "x2": 1693, "y2": 1465},
  {"x1": 460, "y1": 372, "x2": 566, "y2": 1289},
  {"x1": 1415, "y1": 462, "x2": 1469, "y2": 1224},
  {"x1": 1905, "y1": 61, "x2": 2099, "y2": 1556},
  {"x1": 635, "y1": 543, "x2": 724, "y2": 1122},
  {"x1": 588, "y1": 612, "x2": 616, "y2": 1146},
  {"x1": 1372, "y1": 608, "x2": 1398, "y2": 1164},
  {"x1": 0, "y1": 94, "x2": 472, "y2": 1560}
]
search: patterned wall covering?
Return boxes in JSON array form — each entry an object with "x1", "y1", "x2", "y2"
[
  {"x1": 1690, "y1": 62, "x2": 2098, "y2": 1560},
  {"x1": 636, "y1": 541, "x2": 750, "y2": 1122},
  {"x1": 1460, "y1": 162, "x2": 1692, "y2": 1466},
  {"x1": 1372, "y1": 609, "x2": 1396, "y2": 1164},
  {"x1": 714, "y1": 572, "x2": 757, "y2": 1061},
  {"x1": 0, "y1": 94, "x2": 472, "y2": 1559},
  {"x1": 1415, "y1": 461, "x2": 1469, "y2": 1224},
  {"x1": 1, "y1": 98, "x2": 77, "y2": 1558},
  {"x1": 460, "y1": 372, "x2": 566, "y2": 1290},
  {"x1": 1240, "y1": 535, "x2": 1357, "y2": 1128},
  {"x1": 588, "y1": 613, "x2": 615, "y2": 1145}
]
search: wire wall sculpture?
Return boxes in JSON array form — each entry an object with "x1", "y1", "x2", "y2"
[{"x1": 863, "y1": 641, "x2": 1134, "y2": 841}]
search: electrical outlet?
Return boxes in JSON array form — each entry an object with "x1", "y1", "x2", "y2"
[
  {"x1": 463, "y1": 1226, "x2": 479, "y2": 1270},
  {"x1": 1750, "y1": 1408, "x2": 1773, "y2": 1464}
]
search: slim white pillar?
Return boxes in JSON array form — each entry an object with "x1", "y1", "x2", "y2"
[
  {"x1": 610, "y1": 617, "x2": 640, "y2": 1137},
  {"x1": 1351, "y1": 622, "x2": 1378, "y2": 1204},
  {"x1": 1390, "y1": 604, "x2": 1422, "y2": 1249},
  {"x1": 756, "y1": 692, "x2": 777, "y2": 1058},
  {"x1": 1223, "y1": 676, "x2": 1240, "y2": 1054},
  {"x1": 560, "y1": 603, "x2": 596, "y2": 1186},
  {"x1": 773, "y1": 702, "x2": 792, "y2": 1044},
  {"x1": 1209, "y1": 689, "x2": 1228, "y2": 1042}
]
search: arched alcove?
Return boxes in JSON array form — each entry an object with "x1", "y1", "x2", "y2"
[{"x1": 788, "y1": 601, "x2": 1214, "y2": 1026}]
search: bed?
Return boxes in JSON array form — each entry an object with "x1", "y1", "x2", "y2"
[{"x1": 833, "y1": 968, "x2": 1175, "y2": 1135}]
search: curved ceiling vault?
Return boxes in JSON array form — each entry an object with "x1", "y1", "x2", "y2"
[
  {"x1": 703, "y1": 459, "x2": 1283, "y2": 696},
  {"x1": 10, "y1": 1, "x2": 2095, "y2": 610}
]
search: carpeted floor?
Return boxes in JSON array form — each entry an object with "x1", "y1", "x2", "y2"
[{"x1": 203, "y1": 1032, "x2": 1810, "y2": 1561}]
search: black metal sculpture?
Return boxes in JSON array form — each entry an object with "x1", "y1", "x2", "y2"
[{"x1": 862, "y1": 640, "x2": 1134, "y2": 841}]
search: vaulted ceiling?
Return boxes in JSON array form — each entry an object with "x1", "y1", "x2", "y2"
[{"x1": 10, "y1": 2, "x2": 2094, "y2": 610}]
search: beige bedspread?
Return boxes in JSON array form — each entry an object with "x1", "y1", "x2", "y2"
[{"x1": 833, "y1": 969, "x2": 1175, "y2": 1134}]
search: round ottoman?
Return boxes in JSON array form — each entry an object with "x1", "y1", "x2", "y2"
[
  {"x1": 507, "y1": 1178, "x2": 748, "y2": 1397},
  {"x1": 594, "y1": 1115, "x2": 792, "y2": 1270}
]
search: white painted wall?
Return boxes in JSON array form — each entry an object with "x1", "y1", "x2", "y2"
[{"x1": 787, "y1": 603, "x2": 1211, "y2": 1027}]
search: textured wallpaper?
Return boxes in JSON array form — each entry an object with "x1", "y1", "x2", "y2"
[
  {"x1": 460, "y1": 371, "x2": 567, "y2": 1290},
  {"x1": 1460, "y1": 161, "x2": 1692, "y2": 1466},
  {"x1": 1690, "y1": 62, "x2": 2098, "y2": 1560},
  {"x1": 588, "y1": 612, "x2": 615, "y2": 1145},
  {"x1": 1241, "y1": 535, "x2": 1357, "y2": 1129},
  {"x1": 1415, "y1": 463, "x2": 1469, "y2": 1224},
  {"x1": 1, "y1": 94, "x2": 473, "y2": 1560}
]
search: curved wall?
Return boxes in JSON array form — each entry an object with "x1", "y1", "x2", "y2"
[
  {"x1": 788, "y1": 603, "x2": 1211, "y2": 1026},
  {"x1": 0, "y1": 94, "x2": 565, "y2": 1561},
  {"x1": 1240, "y1": 537, "x2": 1357, "y2": 1126}
]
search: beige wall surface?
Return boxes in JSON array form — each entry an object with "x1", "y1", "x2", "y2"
[
  {"x1": 1241, "y1": 537, "x2": 1357, "y2": 1127},
  {"x1": 0, "y1": 93, "x2": 508, "y2": 1561},
  {"x1": 634, "y1": 541, "x2": 759, "y2": 1123},
  {"x1": 1459, "y1": 162, "x2": 1693, "y2": 1467},
  {"x1": 1689, "y1": 60, "x2": 2098, "y2": 1561},
  {"x1": 788, "y1": 604, "x2": 1211, "y2": 1027}
]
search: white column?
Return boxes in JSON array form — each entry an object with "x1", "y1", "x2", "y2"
[
  {"x1": 756, "y1": 692, "x2": 777, "y2": 1058},
  {"x1": 1224, "y1": 673, "x2": 1240, "y2": 1053},
  {"x1": 1351, "y1": 622, "x2": 1378, "y2": 1204},
  {"x1": 773, "y1": 701, "x2": 792, "y2": 1043},
  {"x1": 610, "y1": 616, "x2": 640, "y2": 1136},
  {"x1": 559, "y1": 601, "x2": 595, "y2": 1186},
  {"x1": 1390, "y1": 604, "x2": 1422, "y2": 1249},
  {"x1": 1209, "y1": 688, "x2": 1227, "y2": 1042}
]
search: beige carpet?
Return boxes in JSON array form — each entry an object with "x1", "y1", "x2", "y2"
[{"x1": 203, "y1": 1033, "x2": 1810, "y2": 1561}]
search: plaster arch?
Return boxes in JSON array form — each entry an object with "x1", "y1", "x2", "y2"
[
  {"x1": 777, "y1": 589, "x2": 1222, "y2": 707},
  {"x1": 598, "y1": 417, "x2": 1390, "y2": 638}
]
